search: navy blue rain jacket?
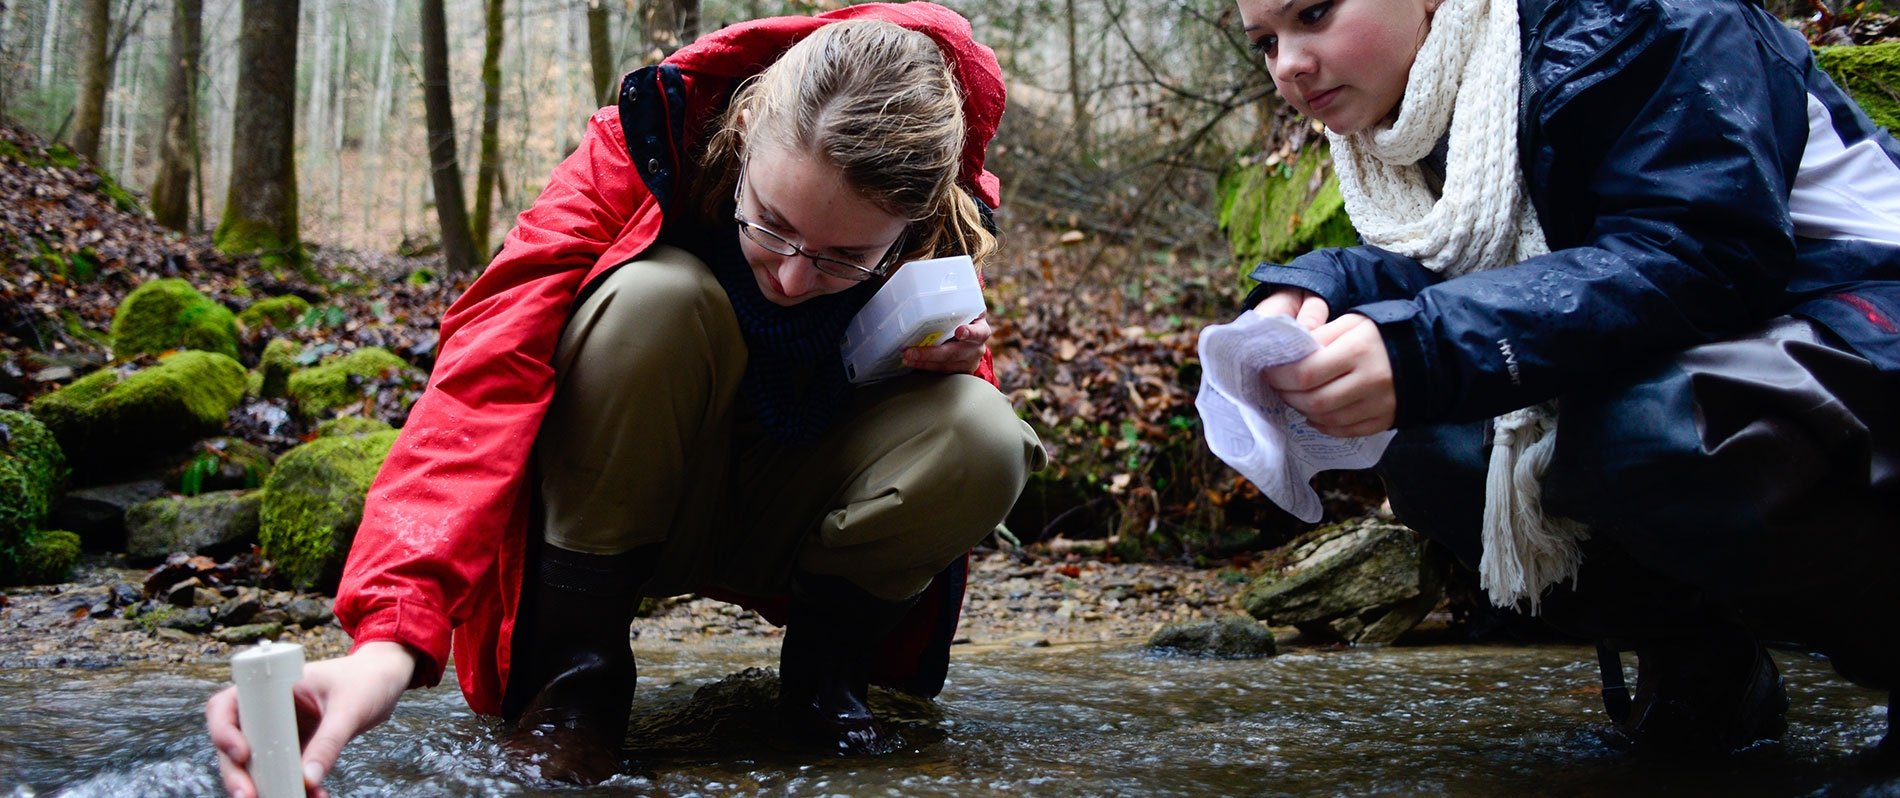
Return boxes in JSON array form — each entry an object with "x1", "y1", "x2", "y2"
[{"x1": 1246, "y1": 0, "x2": 1900, "y2": 429}]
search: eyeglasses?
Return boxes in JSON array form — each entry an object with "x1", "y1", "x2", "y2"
[{"x1": 733, "y1": 164, "x2": 904, "y2": 282}]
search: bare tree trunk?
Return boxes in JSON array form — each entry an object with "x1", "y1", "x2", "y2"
[
  {"x1": 214, "y1": 0, "x2": 300, "y2": 267},
  {"x1": 1066, "y1": 0, "x2": 1089, "y2": 159},
  {"x1": 1, "y1": 1, "x2": 17, "y2": 119},
  {"x1": 472, "y1": 0, "x2": 503, "y2": 258},
  {"x1": 675, "y1": 0, "x2": 697, "y2": 44},
  {"x1": 586, "y1": 0, "x2": 612, "y2": 106},
  {"x1": 361, "y1": 0, "x2": 396, "y2": 238},
  {"x1": 38, "y1": 0, "x2": 62, "y2": 89},
  {"x1": 420, "y1": 0, "x2": 474, "y2": 272},
  {"x1": 111, "y1": 21, "x2": 141, "y2": 182},
  {"x1": 151, "y1": 0, "x2": 202, "y2": 231},
  {"x1": 641, "y1": 0, "x2": 676, "y2": 62},
  {"x1": 70, "y1": 0, "x2": 108, "y2": 159}
]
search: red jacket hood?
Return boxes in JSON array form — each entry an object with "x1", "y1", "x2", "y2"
[{"x1": 663, "y1": 2, "x2": 1005, "y2": 209}]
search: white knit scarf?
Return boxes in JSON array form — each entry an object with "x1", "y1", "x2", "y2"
[{"x1": 1325, "y1": 0, "x2": 1587, "y2": 613}]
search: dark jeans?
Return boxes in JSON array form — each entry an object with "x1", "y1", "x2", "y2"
[{"x1": 1379, "y1": 317, "x2": 1900, "y2": 685}]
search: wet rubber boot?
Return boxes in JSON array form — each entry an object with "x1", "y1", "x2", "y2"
[
  {"x1": 1624, "y1": 631, "x2": 1789, "y2": 755},
  {"x1": 499, "y1": 542, "x2": 657, "y2": 784},
  {"x1": 777, "y1": 573, "x2": 920, "y2": 756}
]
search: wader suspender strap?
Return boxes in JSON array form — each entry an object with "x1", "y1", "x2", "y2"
[{"x1": 1597, "y1": 642, "x2": 1632, "y2": 724}]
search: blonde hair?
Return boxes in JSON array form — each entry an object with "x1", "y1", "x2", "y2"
[{"x1": 696, "y1": 19, "x2": 996, "y2": 269}]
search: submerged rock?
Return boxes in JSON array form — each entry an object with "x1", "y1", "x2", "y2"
[
  {"x1": 1239, "y1": 516, "x2": 1443, "y2": 645},
  {"x1": 258, "y1": 430, "x2": 399, "y2": 589},
  {"x1": 1145, "y1": 615, "x2": 1278, "y2": 659}
]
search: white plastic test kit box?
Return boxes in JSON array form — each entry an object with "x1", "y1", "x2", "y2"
[{"x1": 841, "y1": 254, "x2": 985, "y2": 385}]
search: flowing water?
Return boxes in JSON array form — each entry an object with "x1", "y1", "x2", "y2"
[{"x1": 3, "y1": 640, "x2": 1895, "y2": 797}]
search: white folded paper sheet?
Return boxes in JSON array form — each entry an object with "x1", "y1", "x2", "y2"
[{"x1": 1196, "y1": 310, "x2": 1395, "y2": 522}]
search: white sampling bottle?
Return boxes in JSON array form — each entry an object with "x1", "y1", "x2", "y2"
[
  {"x1": 230, "y1": 639, "x2": 306, "y2": 798},
  {"x1": 840, "y1": 254, "x2": 986, "y2": 384}
]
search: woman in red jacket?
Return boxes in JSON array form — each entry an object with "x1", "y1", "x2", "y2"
[{"x1": 207, "y1": 6, "x2": 1043, "y2": 794}]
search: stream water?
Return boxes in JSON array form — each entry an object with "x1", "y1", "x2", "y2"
[{"x1": 3, "y1": 640, "x2": 1894, "y2": 797}]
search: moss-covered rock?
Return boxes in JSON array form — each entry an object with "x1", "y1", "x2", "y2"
[
  {"x1": 237, "y1": 295, "x2": 312, "y2": 333},
  {"x1": 7, "y1": 529, "x2": 82, "y2": 585},
  {"x1": 314, "y1": 416, "x2": 393, "y2": 438},
  {"x1": 110, "y1": 278, "x2": 240, "y2": 360},
  {"x1": 285, "y1": 347, "x2": 421, "y2": 418},
  {"x1": 29, "y1": 351, "x2": 247, "y2": 479},
  {"x1": 253, "y1": 338, "x2": 301, "y2": 399},
  {"x1": 258, "y1": 430, "x2": 398, "y2": 589},
  {"x1": 124, "y1": 489, "x2": 262, "y2": 561},
  {"x1": 1, "y1": 410, "x2": 67, "y2": 583},
  {"x1": 1218, "y1": 145, "x2": 1358, "y2": 282},
  {"x1": 1816, "y1": 43, "x2": 1900, "y2": 135}
]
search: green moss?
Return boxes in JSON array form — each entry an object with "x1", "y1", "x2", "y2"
[
  {"x1": 0, "y1": 410, "x2": 67, "y2": 578},
  {"x1": 1816, "y1": 43, "x2": 1900, "y2": 136},
  {"x1": 8, "y1": 529, "x2": 82, "y2": 585},
  {"x1": 45, "y1": 144, "x2": 81, "y2": 169},
  {"x1": 1217, "y1": 146, "x2": 1358, "y2": 287},
  {"x1": 213, "y1": 215, "x2": 305, "y2": 274},
  {"x1": 285, "y1": 347, "x2": 419, "y2": 417},
  {"x1": 405, "y1": 267, "x2": 437, "y2": 286},
  {"x1": 29, "y1": 351, "x2": 247, "y2": 478},
  {"x1": 237, "y1": 295, "x2": 312, "y2": 333},
  {"x1": 254, "y1": 338, "x2": 301, "y2": 399},
  {"x1": 259, "y1": 430, "x2": 399, "y2": 589},
  {"x1": 314, "y1": 416, "x2": 393, "y2": 438},
  {"x1": 110, "y1": 278, "x2": 240, "y2": 360}
]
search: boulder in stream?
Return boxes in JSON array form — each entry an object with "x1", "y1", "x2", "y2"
[
  {"x1": 1239, "y1": 515, "x2": 1443, "y2": 645},
  {"x1": 258, "y1": 429, "x2": 398, "y2": 589}
]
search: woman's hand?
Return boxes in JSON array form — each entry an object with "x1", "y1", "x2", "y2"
[
  {"x1": 904, "y1": 312, "x2": 991, "y2": 374},
  {"x1": 1263, "y1": 313, "x2": 1397, "y2": 437},
  {"x1": 1255, "y1": 287, "x2": 1330, "y2": 331},
  {"x1": 206, "y1": 641, "x2": 417, "y2": 798}
]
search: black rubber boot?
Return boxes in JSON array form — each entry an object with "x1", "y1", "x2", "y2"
[
  {"x1": 777, "y1": 573, "x2": 920, "y2": 756},
  {"x1": 1623, "y1": 631, "x2": 1789, "y2": 755},
  {"x1": 499, "y1": 541, "x2": 656, "y2": 784}
]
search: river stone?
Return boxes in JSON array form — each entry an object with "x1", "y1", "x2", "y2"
[
  {"x1": 217, "y1": 594, "x2": 261, "y2": 626},
  {"x1": 1239, "y1": 516, "x2": 1443, "y2": 645},
  {"x1": 52, "y1": 480, "x2": 167, "y2": 550},
  {"x1": 166, "y1": 577, "x2": 204, "y2": 608},
  {"x1": 159, "y1": 606, "x2": 215, "y2": 633},
  {"x1": 1146, "y1": 616, "x2": 1279, "y2": 659},
  {"x1": 214, "y1": 622, "x2": 284, "y2": 645},
  {"x1": 124, "y1": 490, "x2": 262, "y2": 562},
  {"x1": 285, "y1": 597, "x2": 334, "y2": 628}
]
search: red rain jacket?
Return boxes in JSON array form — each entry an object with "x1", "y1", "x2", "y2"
[{"x1": 334, "y1": 3, "x2": 1005, "y2": 715}]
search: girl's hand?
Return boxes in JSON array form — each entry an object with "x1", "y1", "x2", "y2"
[
  {"x1": 1255, "y1": 287, "x2": 1330, "y2": 331},
  {"x1": 904, "y1": 312, "x2": 991, "y2": 374},
  {"x1": 206, "y1": 641, "x2": 417, "y2": 798},
  {"x1": 1263, "y1": 313, "x2": 1397, "y2": 437}
]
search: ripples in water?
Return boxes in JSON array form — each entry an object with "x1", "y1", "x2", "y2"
[{"x1": 3, "y1": 642, "x2": 1894, "y2": 797}]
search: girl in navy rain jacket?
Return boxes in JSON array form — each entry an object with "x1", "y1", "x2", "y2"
[{"x1": 1236, "y1": 0, "x2": 1899, "y2": 755}]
